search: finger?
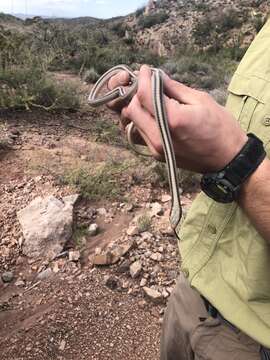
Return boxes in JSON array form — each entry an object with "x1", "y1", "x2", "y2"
[
  {"x1": 107, "y1": 92, "x2": 131, "y2": 112},
  {"x1": 122, "y1": 95, "x2": 163, "y2": 157},
  {"x1": 137, "y1": 65, "x2": 155, "y2": 116},
  {"x1": 108, "y1": 71, "x2": 130, "y2": 91},
  {"x1": 120, "y1": 108, "x2": 146, "y2": 145},
  {"x1": 163, "y1": 73, "x2": 206, "y2": 105}
]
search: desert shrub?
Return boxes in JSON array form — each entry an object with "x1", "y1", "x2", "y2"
[
  {"x1": 110, "y1": 21, "x2": 127, "y2": 38},
  {"x1": 162, "y1": 55, "x2": 221, "y2": 90},
  {"x1": 89, "y1": 117, "x2": 124, "y2": 146},
  {"x1": 82, "y1": 67, "x2": 99, "y2": 83},
  {"x1": 62, "y1": 161, "x2": 130, "y2": 200},
  {"x1": 0, "y1": 66, "x2": 80, "y2": 111},
  {"x1": 137, "y1": 214, "x2": 152, "y2": 232},
  {"x1": 138, "y1": 12, "x2": 169, "y2": 29}
]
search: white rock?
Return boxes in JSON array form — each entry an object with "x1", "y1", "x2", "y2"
[
  {"x1": 130, "y1": 261, "x2": 142, "y2": 278},
  {"x1": 140, "y1": 278, "x2": 147, "y2": 287},
  {"x1": 37, "y1": 268, "x2": 53, "y2": 280},
  {"x1": 127, "y1": 225, "x2": 139, "y2": 236},
  {"x1": 143, "y1": 287, "x2": 163, "y2": 303},
  {"x1": 150, "y1": 202, "x2": 164, "y2": 217},
  {"x1": 17, "y1": 196, "x2": 75, "y2": 260},
  {"x1": 97, "y1": 208, "x2": 107, "y2": 216},
  {"x1": 69, "y1": 250, "x2": 80, "y2": 262},
  {"x1": 88, "y1": 223, "x2": 99, "y2": 236},
  {"x1": 150, "y1": 253, "x2": 163, "y2": 262}
]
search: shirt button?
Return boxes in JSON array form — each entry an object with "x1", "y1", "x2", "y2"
[
  {"x1": 263, "y1": 116, "x2": 270, "y2": 126},
  {"x1": 182, "y1": 268, "x2": 189, "y2": 278},
  {"x1": 207, "y1": 224, "x2": 217, "y2": 235}
]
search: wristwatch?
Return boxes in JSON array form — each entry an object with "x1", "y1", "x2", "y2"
[{"x1": 201, "y1": 133, "x2": 266, "y2": 203}]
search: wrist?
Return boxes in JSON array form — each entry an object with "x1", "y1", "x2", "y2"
[{"x1": 238, "y1": 157, "x2": 270, "y2": 203}]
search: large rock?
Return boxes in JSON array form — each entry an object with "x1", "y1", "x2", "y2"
[{"x1": 17, "y1": 195, "x2": 78, "y2": 260}]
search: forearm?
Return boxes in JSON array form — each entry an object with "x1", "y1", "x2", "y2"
[{"x1": 238, "y1": 157, "x2": 270, "y2": 242}]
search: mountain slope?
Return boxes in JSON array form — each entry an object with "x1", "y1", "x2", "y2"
[{"x1": 123, "y1": 0, "x2": 270, "y2": 56}]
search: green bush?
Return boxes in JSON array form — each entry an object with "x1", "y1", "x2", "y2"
[
  {"x1": 62, "y1": 162, "x2": 129, "y2": 200},
  {"x1": 0, "y1": 66, "x2": 80, "y2": 111},
  {"x1": 82, "y1": 67, "x2": 99, "y2": 83},
  {"x1": 138, "y1": 12, "x2": 169, "y2": 29}
]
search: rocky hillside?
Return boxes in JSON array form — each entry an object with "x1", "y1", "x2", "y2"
[{"x1": 123, "y1": 0, "x2": 270, "y2": 56}]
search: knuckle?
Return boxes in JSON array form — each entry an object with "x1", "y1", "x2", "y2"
[{"x1": 197, "y1": 90, "x2": 210, "y2": 102}]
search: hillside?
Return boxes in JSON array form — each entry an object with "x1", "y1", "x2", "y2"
[{"x1": 123, "y1": 0, "x2": 270, "y2": 56}]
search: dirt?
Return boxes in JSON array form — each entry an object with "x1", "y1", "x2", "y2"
[{"x1": 0, "y1": 74, "x2": 196, "y2": 360}]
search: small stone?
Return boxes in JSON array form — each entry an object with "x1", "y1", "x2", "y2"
[
  {"x1": 141, "y1": 232, "x2": 153, "y2": 241},
  {"x1": 93, "y1": 253, "x2": 110, "y2": 266},
  {"x1": 138, "y1": 300, "x2": 147, "y2": 309},
  {"x1": 161, "y1": 194, "x2": 171, "y2": 203},
  {"x1": 150, "y1": 253, "x2": 163, "y2": 262},
  {"x1": 1, "y1": 271, "x2": 14, "y2": 283},
  {"x1": 97, "y1": 208, "x2": 107, "y2": 216},
  {"x1": 127, "y1": 225, "x2": 139, "y2": 236},
  {"x1": 69, "y1": 250, "x2": 80, "y2": 262},
  {"x1": 140, "y1": 278, "x2": 147, "y2": 287},
  {"x1": 143, "y1": 287, "x2": 163, "y2": 304},
  {"x1": 15, "y1": 279, "x2": 25, "y2": 287},
  {"x1": 88, "y1": 223, "x2": 99, "y2": 236},
  {"x1": 162, "y1": 289, "x2": 170, "y2": 299},
  {"x1": 95, "y1": 247, "x2": 102, "y2": 255},
  {"x1": 104, "y1": 276, "x2": 118, "y2": 290},
  {"x1": 150, "y1": 202, "x2": 164, "y2": 217},
  {"x1": 59, "y1": 340, "x2": 66, "y2": 351},
  {"x1": 37, "y1": 268, "x2": 52, "y2": 280},
  {"x1": 117, "y1": 260, "x2": 131, "y2": 274},
  {"x1": 130, "y1": 261, "x2": 142, "y2": 278}
]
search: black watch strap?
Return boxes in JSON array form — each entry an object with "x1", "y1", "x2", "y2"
[
  {"x1": 201, "y1": 133, "x2": 266, "y2": 203},
  {"x1": 224, "y1": 133, "x2": 266, "y2": 186}
]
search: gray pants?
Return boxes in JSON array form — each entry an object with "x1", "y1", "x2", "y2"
[{"x1": 160, "y1": 274, "x2": 262, "y2": 360}]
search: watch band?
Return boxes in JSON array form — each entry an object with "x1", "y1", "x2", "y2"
[
  {"x1": 201, "y1": 133, "x2": 266, "y2": 203},
  {"x1": 224, "y1": 133, "x2": 266, "y2": 186}
]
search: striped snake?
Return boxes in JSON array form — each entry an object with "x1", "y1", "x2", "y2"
[{"x1": 88, "y1": 65, "x2": 182, "y2": 232}]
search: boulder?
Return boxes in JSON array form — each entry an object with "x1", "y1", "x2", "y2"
[{"x1": 17, "y1": 195, "x2": 78, "y2": 260}]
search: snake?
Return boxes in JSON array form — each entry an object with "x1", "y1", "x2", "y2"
[{"x1": 88, "y1": 65, "x2": 182, "y2": 232}]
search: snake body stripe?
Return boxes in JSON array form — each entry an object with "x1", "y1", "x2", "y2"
[{"x1": 88, "y1": 65, "x2": 182, "y2": 231}]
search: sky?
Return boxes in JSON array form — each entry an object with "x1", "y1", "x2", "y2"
[{"x1": 0, "y1": 0, "x2": 147, "y2": 19}]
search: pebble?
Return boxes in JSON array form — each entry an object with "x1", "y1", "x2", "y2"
[
  {"x1": 37, "y1": 268, "x2": 53, "y2": 280},
  {"x1": 143, "y1": 287, "x2": 163, "y2": 304},
  {"x1": 69, "y1": 250, "x2": 81, "y2": 262},
  {"x1": 127, "y1": 225, "x2": 139, "y2": 236},
  {"x1": 150, "y1": 253, "x2": 163, "y2": 262},
  {"x1": 1, "y1": 271, "x2": 14, "y2": 283},
  {"x1": 88, "y1": 223, "x2": 99, "y2": 236},
  {"x1": 130, "y1": 261, "x2": 142, "y2": 279},
  {"x1": 104, "y1": 276, "x2": 118, "y2": 290}
]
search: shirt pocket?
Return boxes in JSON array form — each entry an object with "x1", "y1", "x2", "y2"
[{"x1": 226, "y1": 75, "x2": 270, "y2": 153}]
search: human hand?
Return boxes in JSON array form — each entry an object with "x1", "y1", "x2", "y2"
[{"x1": 108, "y1": 65, "x2": 248, "y2": 173}]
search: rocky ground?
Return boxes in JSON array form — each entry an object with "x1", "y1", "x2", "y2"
[{"x1": 0, "y1": 86, "x2": 196, "y2": 359}]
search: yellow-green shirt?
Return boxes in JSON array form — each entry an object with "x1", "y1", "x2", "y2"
[{"x1": 178, "y1": 20, "x2": 270, "y2": 347}]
